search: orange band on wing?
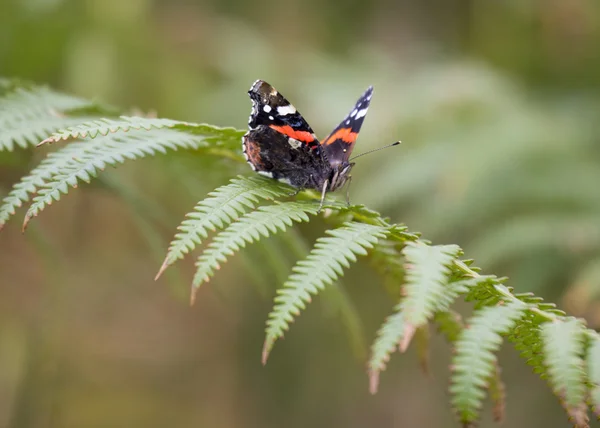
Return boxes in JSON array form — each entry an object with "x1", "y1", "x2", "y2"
[
  {"x1": 322, "y1": 128, "x2": 357, "y2": 146},
  {"x1": 269, "y1": 125, "x2": 316, "y2": 144}
]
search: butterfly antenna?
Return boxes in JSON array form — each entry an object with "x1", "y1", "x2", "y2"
[{"x1": 349, "y1": 141, "x2": 401, "y2": 162}]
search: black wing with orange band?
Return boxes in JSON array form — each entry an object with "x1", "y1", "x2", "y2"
[
  {"x1": 320, "y1": 86, "x2": 373, "y2": 165},
  {"x1": 247, "y1": 80, "x2": 320, "y2": 149}
]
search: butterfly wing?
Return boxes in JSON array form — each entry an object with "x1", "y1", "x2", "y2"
[
  {"x1": 247, "y1": 80, "x2": 319, "y2": 149},
  {"x1": 320, "y1": 86, "x2": 373, "y2": 167},
  {"x1": 244, "y1": 80, "x2": 330, "y2": 190}
]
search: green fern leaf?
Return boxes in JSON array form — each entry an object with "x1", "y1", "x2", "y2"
[
  {"x1": 400, "y1": 242, "x2": 461, "y2": 327},
  {"x1": 0, "y1": 142, "x2": 102, "y2": 229},
  {"x1": 263, "y1": 222, "x2": 388, "y2": 364},
  {"x1": 450, "y1": 300, "x2": 525, "y2": 426},
  {"x1": 40, "y1": 116, "x2": 192, "y2": 144},
  {"x1": 41, "y1": 115, "x2": 244, "y2": 150},
  {"x1": 19, "y1": 126, "x2": 241, "y2": 230},
  {"x1": 367, "y1": 273, "x2": 481, "y2": 393},
  {"x1": 192, "y1": 201, "x2": 320, "y2": 297},
  {"x1": 489, "y1": 363, "x2": 506, "y2": 423},
  {"x1": 157, "y1": 176, "x2": 293, "y2": 278},
  {"x1": 588, "y1": 334, "x2": 600, "y2": 418},
  {"x1": 368, "y1": 308, "x2": 404, "y2": 393},
  {"x1": 0, "y1": 85, "x2": 106, "y2": 151},
  {"x1": 542, "y1": 319, "x2": 588, "y2": 426},
  {"x1": 509, "y1": 315, "x2": 547, "y2": 377},
  {"x1": 434, "y1": 309, "x2": 464, "y2": 343}
]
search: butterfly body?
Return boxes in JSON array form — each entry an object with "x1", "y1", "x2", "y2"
[{"x1": 243, "y1": 80, "x2": 373, "y2": 206}]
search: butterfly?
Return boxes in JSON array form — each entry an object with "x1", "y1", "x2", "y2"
[{"x1": 243, "y1": 80, "x2": 398, "y2": 209}]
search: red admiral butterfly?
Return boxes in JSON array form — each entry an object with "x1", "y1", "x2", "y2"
[{"x1": 243, "y1": 80, "x2": 399, "y2": 209}]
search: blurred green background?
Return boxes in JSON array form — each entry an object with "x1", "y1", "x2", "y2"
[{"x1": 1, "y1": 0, "x2": 600, "y2": 426}]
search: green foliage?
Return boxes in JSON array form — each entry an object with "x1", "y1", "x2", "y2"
[
  {"x1": 400, "y1": 242, "x2": 461, "y2": 327},
  {"x1": 157, "y1": 176, "x2": 293, "y2": 278},
  {"x1": 0, "y1": 79, "x2": 118, "y2": 151},
  {"x1": 2, "y1": 79, "x2": 600, "y2": 428},
  {"x1": 588, "y1": 335, "x2": 600, "y2": 417},
  {"x1": 263, "y1": 222, "x2": 389, "y2": 363},
  {"x1": 193, "y1": 201, "x2": 320, "y2": 302},
  {"x1": 450, "y1": 300, "x2": 525, "y2": 426},
  {"x1": 542, "y1": 319, "x2": 588, "y2": 426}
]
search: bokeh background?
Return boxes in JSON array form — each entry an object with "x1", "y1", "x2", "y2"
[{"x1": 1, "y1": 0, "x2": 600, "y2": 426}]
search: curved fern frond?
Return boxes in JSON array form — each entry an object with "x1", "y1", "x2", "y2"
[
  {"x1": 40, "y1": 115, "x2": 245, "y2": 149},
  {"x1": 400, "y1": 242, "x2": 461, "y2": 327},
  {"x1": 0, "y1": 142, "x2": 102, "y2": 229},
  {"x1": 368, "y1": 309, "x2": 405, "y2": 393},
  {"x1": 542, "y1": 319, "x2": 588, "y2": 427},
  {"x1": 434, "y1": 309, "x2": 464, "y2": 343},
  {"x1": 157, "y1": 176, "x2": 293, "y2": 278},
  {"x1": 450, "y1": 300, "x2": 525, "y2": 426},
  {"x1": 20, "y1": 126, "x2": 242, "y2": 231},
  {"x1": 263, "y1": 222, "x2": 389, "y2": 364},
  {"x1": 489, "y1": 363, "x2": 506, "y2": 423},
  {"x1": 192, "y1": 201, "x2": 320, "y2": 299},
  {"x1": 367, "y1": 261, "x2": 487, "y2": 392},
  {"x1": 588, "y1": 334, "x2": 600, "y2": 417},
  {"x1": 39, "y1": 116, "x2": 189, "y2": 144},
  {"x1": 0, "y1": 85, "x2": 111, "y2": 151}
]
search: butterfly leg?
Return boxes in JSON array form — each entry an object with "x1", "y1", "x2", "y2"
[
  {"x1": 345, "y1": 176, "x2": 352, "y2": 206},
  {"x1": 318, "y1": 179, "x2": 329, "y2": 213}
]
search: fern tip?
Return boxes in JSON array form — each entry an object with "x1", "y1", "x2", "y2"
[
  {"x1": 22, "y1": 214, "x2": 33, "y2": 233},
  {"x1": 368, "y1": 370, "x2": 380, "y2": 394},
  {"x1": 261, "y1": 341, "x2": 272, "y2": 366},
  {"x1": 155, "y1": 258, "x2": 170, "y2": 280},
  {"x1": 399, "y1": 323, "x2": 416, "y2": 353}
]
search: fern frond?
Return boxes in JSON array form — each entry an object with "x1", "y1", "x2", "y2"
[
  {"x1": 192, "y1": 201, "x2": 320, "y2": 297},
  {"x1": 157, "y1": 176, "x2": 293, "y2": 279},
  {"x1": 38, "y1": 116, "x2": 189, "y2": 144},
  {"x1": 542, "y1": 319, "x2": 588, "y2": 427},
  {"x1": 40, "y1": 115, "x2": 244, "y2": 150},
  {"x1": 434, "y1": 309, "x2": 464, "y2": 343},
  {"x1": 588, "y1": 334, "x2": 600, "y2": 417},
  {"x1": 368, "y1": 309, "x2": 405, "y2": 393},
  {"x1": 0, "y1": 142, "x2": 101, "y2": 229},
  {"x1": 400, "y1": 242, "x2": 461, "y2": 327},
  {"x1": 263, "y1": 222, "x2": 389, "y2": 364},
  {"x1": 509, "y1": 315, "x2": 547, "y2": 377},
  {"x1": 489, "y1": 363, "x2": 506, "y2": 423},
  {"x1": 19, "y1": 126, "x2": 241, "y2": 231},
  {"x1": 0, "y1": 85, "x2": 109, "y2": 151},
  {"x1": 367, "y1": 266, "x2": 487, "y2": 392},
  {"x1": 450, "y1": 300, "x2": 525, "y2": 426}
]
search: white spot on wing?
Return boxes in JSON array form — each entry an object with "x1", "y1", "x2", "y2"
[
  {"x1": 288, "y1": 138, "x2": 302, "y2": 149},
  {"x1": 263, "y1": 105, "x2": 272, "y2": 113},
  {"x1": 356, "y1": 108, "x2": 368, "y2": 119},
  {"x1": 350, "y1": 109, "x2": 358, "y2": 117},
  {"x1": 277, "y1": 177, "x2": 293, "y2": 185},
  {"x1": 258, "y1": 171, "x2": 274, "y2": 178},
  {"x1": 269, "y1": 115, "x2": 274, "y2": 120},
  {"x1": 277, "y1": 105, "x2": 296, "y2": 115}
]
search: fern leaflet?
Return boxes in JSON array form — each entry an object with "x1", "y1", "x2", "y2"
[
  {"x1": 263, "y1": 222, "x2": 388, "y2": 364},
  {"x1": 0, "y1": 85, "x2": 109, "y2": 151},
  {"x1": 157, "y1": 176, "x2": 293, "y2": 278},
  {"x1": 542, "y1": 319, "x2": 588, "y2": 426},
  {"x1": 400, "y1": 242, "x2": 461, "y2": 327},
  {"x1": 192, "y1": 201, "x2": 320, "y2": 299},
  {"x1": 588, "y1": 334, "x2": 600, "y2": 418},
  {"x1": 450, "y1": 300, "x2": 525, "y2": 426},
  {"x1": 40, "y1": 115, "x2": 244, "y2": 150},
  {"x1": 21, "y1": 126, "x2": 239, "y2": 230}
]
